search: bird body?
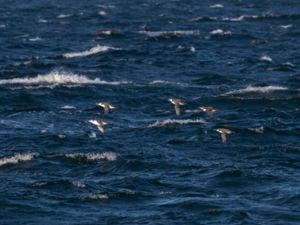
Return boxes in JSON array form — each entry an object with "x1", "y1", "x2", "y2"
[
  {"x1": 96, "y1": 102, "x2": 115, "y2": 114},
  {"x1": 169, "y1": 98, "x2": 184, "y2": 116},
  {"x1": 215, "y1": 128, "x2": 232, "y2": 144},
  {"x1": 89, "y1": 120, "x2": 107, "y2": 133},
  {"x1": 200, "y1": 106, "x2": 217, "y2": 115}
]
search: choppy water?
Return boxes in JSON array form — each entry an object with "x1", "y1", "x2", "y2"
[{"x1": 0, "y1": 0, "x2": 300, "y2": 224}]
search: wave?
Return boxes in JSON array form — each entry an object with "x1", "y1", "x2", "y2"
[
  {"x1": 98, "y1": 10, "x2": 107, "y2": 16},
  {"x1": 139, "y1": 30, "x2": 200, "y2": 38},
  {"x1": 65, "y1": 152, "x2": 117, "y2": 162},
  {"x1": 260, "y1": 55, "x2": 273, "y2": 62},
  {"x1": 61, "y1": 105, "x2": 76, "y2": 110},
  {"x1": 57, "y1": 14, "x2": 72, "y2": 18},
  {"x1": 149, "y1": 80, "x2": 185, "y2": 86},
  {"x1": 95, "y1": 30, "x2": 117, "y2": 36},
  {"x1": 0, "y1": 153, "x2": 37, "y2": 167},
  {"x1": 280, "y1": 24, "x2": 292, "y2": 29},
  {"x1": 222, "y1": 86, "x2": 289, "y2": 95},
  {"x1": 148, "y1": 119, "x2": 206, "y2": 128},
  {"x1": 222, "y1": 13, "x2": 291, "y2": 22},
  {"x1": 29, "y1": 37, "x2": 42, "y2": 42},
  {"x1": 190, "y1": 16, "x2": 218, "y2": 22},
  {"x1": 38, "y1": 19, "x2": 48, "y2": 23},
  {"x1": 223, "y1": 15, "x2": 246, "y2": 22},
  {"x1": 0, "y1": 70, "x2": 129, "y2": 89},
  {"x1": 210, "y1": 29, "x2": 232, "y2": 35},
  {"x1": 209, "y1": 4, "x2": 224, "y2": 8},
  {"x1": 63, "y1": 45, "x2": 120, "y2": 59},
  {"x1": 83, "y1": 193, "x2": 109, "y2": 200}
]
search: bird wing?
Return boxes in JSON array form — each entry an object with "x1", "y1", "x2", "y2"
[
  {"x1": 221, "y1": 133, "x2": 227, "y2": 144},
  {"x1": 175, "y1": 103, "x2": 180, "y2": 116},
  {"x1": 97, "y1": 125, "x2": 104, "y2": 133}
]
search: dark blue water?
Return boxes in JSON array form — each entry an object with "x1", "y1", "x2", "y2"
[{"x1": 0, "y1": 0, "x2": 300, "y2": 224}]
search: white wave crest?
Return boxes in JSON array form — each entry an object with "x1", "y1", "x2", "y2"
[
  {"x1": 260, "y1": 55, "x2": 273, "y2": 62},
  {"x1": 209, "y1": 4, "x2": 224, "y2": 8},
  {"x1": 38, "y1": 19, "x2": 48, "y2": 23},
  {"x1": 210, "y1": 29, "x2": 232, "y2": 35},
  {"x1": 139, "y1": 30, "x2": 200, "y2": 38},
  {"x1": 223, "y1": 15, "x2": 246, "y2": 21},
  {"x1": 0, "y1": 153, "x2": 36, "y2": 167},
  {"x1": 65, "y1": 152, "x2": 117, "y2": 162},
  {"x1": 61, "y1": 105, "x2": 76, "y2": 109},
  {"x1": 29, "y1": 37, "x2": 42, "y2": 42},
  {"x1": 84, "y1": 193, "x2": 109, "y2": 200},
  {"x1": 57, "y1": 14, "x2": 72, "y2": 18},
  {"x1": 148, "y1": 119, "x2": 206, "y2": 128},
  {"x1": 0, "y1": 70, "x2": 129, "y2": 88},
  {"x1": 63, "y1": 45, "x2": 120, "y2": 59},
  {"x1": 190, "y1": 16, "x2": 218, "y2": 22},
  {"x1": 72, "y1": 181, "x2": 86, "y2": 188},
  {"x1": 280, "y1": 24, "x2": 292, "y2": 29},
  {"x1": 98, "y1": 10, "x2": 107, "y2": 16},
  {"x1": 222, "y1": 86, "x2": 288, "y2": 95},
  {"x1": 95, "y1": 30, "x2": 114, "y2": 36}
]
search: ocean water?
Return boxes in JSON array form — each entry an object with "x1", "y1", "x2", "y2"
[{"x1": 0, "y1": 0, "x2": 300, "y2": 224}]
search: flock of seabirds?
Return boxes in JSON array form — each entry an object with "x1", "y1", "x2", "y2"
[{"x1": 89, "y1": 99, "x2": 233, "y2": 144}]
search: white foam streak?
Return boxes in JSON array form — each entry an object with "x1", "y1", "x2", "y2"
[
  {"x1": 139, "y1": 30, "x2": 200, "y2": 37},
  {"x1": 65, "y1": 152, "x2": 117, "y2": 161},
  {"x1": 225, "y1": 15, "x2": 245, "y2": 21},
  {"x1": 61, "y1": 105, "x2": 76, "y2": 110},
  {"x1": 210, "y1": 29, "x2": 232, "y2": 35},
  {"x1": 209, "y1": 4, "x2": 224, "y2": 8},
  {"x1": 280, "y1": 24, "x2": 292, "y2": 29},
  {"x1": 0, "y1": 153, "x2": 36, "y2": 167},
  {"x1": 222, "y1": 86, "x2": 288, "y2": 95},
  {"x1": 148, "y1": 119, "x2": 206, "y2": 128},
  {"x1": 57, "y1": 14, "x2": 72, "y2": 18},
  {"x1": 38, "y1": 19, "x2": 48, "y2": 23},
  {"x1": 29, "y1": 37, "x2": 42, "y2": 42},
  {"x1": 260, "y1": 55, "x2": 273, "y2": 62},
  {"x1": 84, "y1": 193, "x2": 109, "y2": 200},
  {"x1": 63, "y1": 45, "x2": 120, "y2": 59},
  {"x1": 0, "y1": 70, "x2": 128, "y2": 88}
]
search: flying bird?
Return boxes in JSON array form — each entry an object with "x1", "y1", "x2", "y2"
[
  {"x1": 200, "y1": 106, "x2": 217, "y2": 115},
  {"x1": 96, "y1": 102, "x2": 115, "y2": 115},
  {"x1": 169, "y1": 98, "x2": 184, "y2": 116},
  {"x1": 215, "y1": 128, "x2": 233, "y2": 144},
  {"x1": 89, "y1": 120, "x2": 107, "y2": 134}
]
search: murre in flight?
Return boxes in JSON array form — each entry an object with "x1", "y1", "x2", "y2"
[
  {"x1": 96, "y1": 102, "x2": 115, "y2": 115},
  {"x1": 215, "y1": 128, "x2": 233, "y2": 144},
  {"x1": 89, "y1": 120, "x2": 107, "y2": 134},
  {"x1": 200, "y1": 106, "x2": 217, "y2": 115},
  {"x1": 169, "y1": 98, "x2": 184, "y2": 116}
]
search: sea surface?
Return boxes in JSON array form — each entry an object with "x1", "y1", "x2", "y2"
[{"x1": 0, "y1": 0, "x2": 300, "y2": 224}]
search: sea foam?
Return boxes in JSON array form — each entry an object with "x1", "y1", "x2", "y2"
[
  {"x1": 260, "y1": 55, "x2": 273, "y2": 62},
  {"x1": 148, "y1": 119, "x2": 206, "y2": 128},
  {"x1": 0, "y1": 70, "x2": 129, "y2": 88},
  {"x1": 222, "y1": 86, "x2": 288, "y2": 95},
  {"x1": 63, "y1": 45, "x2": 120, "y2": 59},
  {"x1": 139, "y1": 30, "x2": 200, "y2": 38},
  {"x1": 210, "y1": 29, "x2": 232, "y2": 35},
  {"x1": 65, "y1": 152, "x2": 117, "y2": 162},
  {"x1": 209, "y1": 4, "x2": 224, "y2": 8},
  {"x1": 0, "y1": 153, "x2": 36, "y2": 167}
]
